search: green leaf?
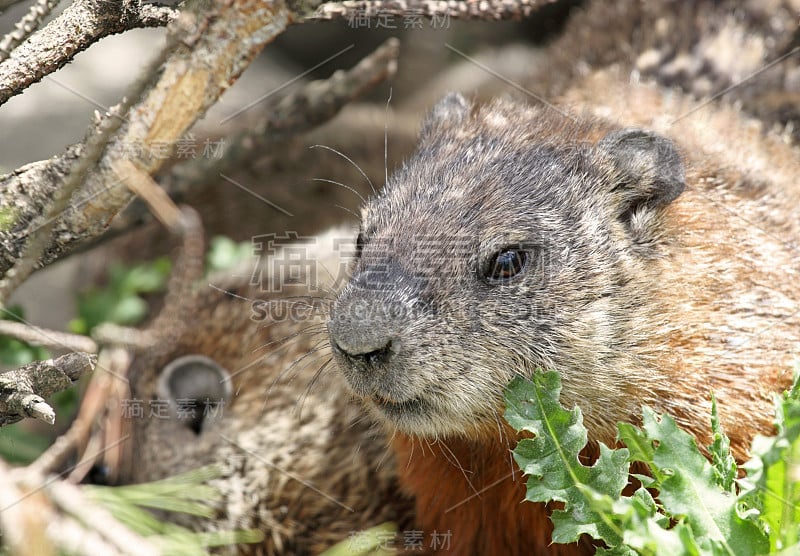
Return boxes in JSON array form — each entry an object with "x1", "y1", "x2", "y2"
[
  {"x1": 207, "y1": 236, "x2": 251, "y2": 273},
  {"x1": 107, "y1": 295, "x2": 149, "y2": 325},
  {"x1": 634, "y1": 408, "x2": 768, "y2": 555},
  {"x1": 74, "y1": 258, "x2": 171, "y2": 332},
  {"x1": 741, "y1": 367, "x2": 800, "y2": 553},
  {"x1": 505, "y1": 373, "x2": 630, "y2": 546},
  {"x1": 118, "y1": 258, "x2": 171, "y2": 293},
  {"x1": 505, "y1": 371, "x2": 786, "y2": 556},
  {"x1": 708, "y1": 394, "x2": 737, "y2": 493},
  {"x1": 618, "y1": 422, "x2": 664, "y2": 483}
]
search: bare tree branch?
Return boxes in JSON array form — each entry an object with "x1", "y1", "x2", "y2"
[
  {"x1": 0, "y1": 456, "x2": 158, "y2": 556},
  {"x1": 111, "y1": 161, "x2": 206, "y2": 350},
  {"x1": 0, "y1": 0, "x2": 62, "y2": 64},
  {"x1": 308, "y1": 0, "x2": 559, "y2": 21},
  {"x1": 0, "y1": 0, "x2": 557, "y2": 302},
  {"x1": 0, "y1": 459, "x2": 55, "y2": 555},
  {"x1": 0, "y1": 0, "x2": 177, "y2": 106},
  {"x1": 0, "y1": 352, "x2": 97, "y2": 426},
  {"x1": 0, "y1": 0, "x2": 564, "y2": 296},
  {"x1": 0, "y1": 0, "x2": 291, "y2": 286},
  {"x1": 0, "y1": 319, "x2": 98, "y2": 353},
  {"x1": 0, "y1": 170, "x2": 203, "y2": 432},
  {"x1": 0, "y1": 102, "x2": 138, "y2": 304},
  {"x1": 28, "y1": 347, "x2": 129, "y2": 476}
]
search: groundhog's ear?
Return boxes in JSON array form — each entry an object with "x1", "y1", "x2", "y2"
[
  {"x1": 597, "y1": 129, "x2": 685, "y2": 216},
  {"x1": 419, "y1": 93, "x2": 470, "y2": 142}
]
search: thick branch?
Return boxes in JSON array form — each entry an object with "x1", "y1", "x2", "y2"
[
  {"x1": 0, "y1": 0, "x2": 291, "y2": 279},
  {"x1": 0, "y1": 0, "x2": 177, "y2": 106},
  {"x1": 0, "y1": 29, "x2": 399, "y2": 271},
  {"x1": 0, "y1": 0, "x2": 558, "y2": 287},
  {"x1": 308, "y1": 0, "x2": 558, "y2": 21},
  {"x1": 0, "y1": 352, "x2": 97, "y2": 426}
]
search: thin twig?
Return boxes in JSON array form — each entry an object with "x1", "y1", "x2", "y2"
[
  {"x1": 0, "y1": 319, "x2": 98, "y2": 353},
  {"x1": 0, "y1": 0, "x2": 177, "y2": 106},
  {"x1": 0, "y1": 0, "x2": 291, "y2": 281},
  {"x1": 0, "y1": 102, "x2": 133, "y2": 305},
  {"x1": 0, "y1": 0, "x2": 62, "y2": 64},
  {"x1": 166, "y1": 36, "x2": 401, "y2": 196},
  {"x1": 110, "y1": 160, "x2": 206, "y2": 348},
  {"x1": 28, "y1": 347, "x2": 128, "y2": 476},
  {"x1": 113, "y1": 159, "x2": 183, "y2": 231}
]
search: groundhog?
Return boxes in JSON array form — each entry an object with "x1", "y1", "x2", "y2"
[
  {"x1": 122, "y1": 228, "x2": 417, "y2": 555},
  {"x1": 123, "y1": 68, "x2": 799, "y2": 555},
  {"x1": 325, "y1": 71, "x2": 800, "y2": 552}
]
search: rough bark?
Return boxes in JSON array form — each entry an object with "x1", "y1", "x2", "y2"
[
  {"x1": 0, "y1": 0, "x2": 177, "y2": 105},
  {"x1": 0, "y1": 352, "x2": 97, "y2": 426}
]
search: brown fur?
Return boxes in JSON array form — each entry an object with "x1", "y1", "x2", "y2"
[{"x1": 391, "y1": 429, "x2": 599, "y2": 555}]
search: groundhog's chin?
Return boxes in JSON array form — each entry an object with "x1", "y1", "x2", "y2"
[
  {"x1": 370, "y1": 394, "x2": 427, "y2": 422},
  {"x1": 364, "y1": 393, "x2": 494, "y2": 439}
]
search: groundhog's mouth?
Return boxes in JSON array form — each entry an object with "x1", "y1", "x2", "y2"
[{"x1": 371, "y1": 394, "x2": 426, "y2": 418}]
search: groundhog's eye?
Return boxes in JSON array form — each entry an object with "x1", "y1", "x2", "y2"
[
  {"x1": 486, "y1": 249, "x2": 527, "y2": 282},
  {"x1": 354, "y1": 231, "x2": 366, "y2": 260}
]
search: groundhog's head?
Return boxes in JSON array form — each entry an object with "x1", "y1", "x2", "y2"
[{"x1": 328, "y1": 93, "x2": 685, "y2": 440}]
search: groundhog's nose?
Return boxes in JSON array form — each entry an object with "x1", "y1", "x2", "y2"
[
  {"x1": 327, "y1": 303, "x2": 400, "y2": 366},
  {"x1": 329, "y1": 334, "x2": 395, "y2": 367},
  {"x1": 328, "y1": 262, "x2": 424, "y2": 396}
]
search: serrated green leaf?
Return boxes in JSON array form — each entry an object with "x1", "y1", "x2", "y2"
[
  {"x1": 618, "y1": 422, "x2": 663, "y2": 483},
  {"x1": 505, "y1": 372, "x2": 792, "y2": 556},
  {"x1": 636, "y1": 408, "x2": 768, "y2": 555},
  {"x1": 506, "y1": 373, "x2": 630, "y2": 546},
  {"x1": 618, "y1": 488, "x2": 693, "y2": 556}
]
